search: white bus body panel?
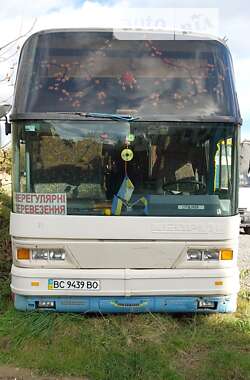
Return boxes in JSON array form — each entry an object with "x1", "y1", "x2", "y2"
[
  {"x1": 10, "y1": 213, "x2": 239, "y2": 241},
  {"x1": 10, "y1": 214, "x2": 239, "y2": 270},
  {"x1": 11, "y1": 237, "x2": 238, "y2": 269},
  {"x1": 11, "y1": 266, "x2": 239, "y2": 297}
]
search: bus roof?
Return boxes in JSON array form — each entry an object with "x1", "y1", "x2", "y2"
[{"x1": 24, "y1": 28, "x2": 229, "y2": 45}]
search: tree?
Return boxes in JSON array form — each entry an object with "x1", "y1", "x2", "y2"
[
  {"x1": 0, "y1": 145, "x2": 11, "y2": 175},
  {"x1": 0, "y1": 18, "x2": 37, "y2": 105}
]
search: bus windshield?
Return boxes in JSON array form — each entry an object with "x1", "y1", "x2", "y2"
[
  {"x1": 13, "y1": 31, "x2": 236, "y2": 119},
  {"x1": 13, "y1": 120, "x2": 237, "y2": 217}
]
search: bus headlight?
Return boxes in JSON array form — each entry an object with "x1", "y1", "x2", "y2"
[
  {"x1": 203, "y1": 249, "x2": 220, "y2": 261},
  {"x1": 31, "y1": 248, "x2": 66, "y2": 261},
  {"x1": 187, "y1": 249, "x2": 202, "y2": 261}
]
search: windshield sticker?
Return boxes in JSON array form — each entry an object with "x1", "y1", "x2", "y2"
[
  {"x1": 178, "y1": 205, "x2": 205, "y2": 210},
  {"x1": 14, "y1": 193, "x2": 67, "y2": 215}
]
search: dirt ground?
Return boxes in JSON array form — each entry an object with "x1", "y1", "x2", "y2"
[{"x1": 0, "y1": 366, "x2": 88, "y2": 380}]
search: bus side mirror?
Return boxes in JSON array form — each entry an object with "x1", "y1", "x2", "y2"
[
  {"x1": 0, "y1": 104, "x2": 11, "y2": 135},
  {"x1": 5, "y1": 116, "x2": 11, "y2": 135}
]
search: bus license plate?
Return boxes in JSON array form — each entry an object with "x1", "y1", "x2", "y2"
[{"x1": 48, "y1": 279, "x2": 100, "y2": 291}]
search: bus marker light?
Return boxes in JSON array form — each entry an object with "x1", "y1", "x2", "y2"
[
  {"x1": 220, "y1": 249, "x2": 233, "y2": 260},
  {"x1": 17, "y1": 248, "x2": 30, "y2": 260},
  {"x1": 215, "y1": 281, "x2": 223, "y2": 286},
  {"x1": 31, "y1": 281, "x2": 40, "y2": 287}
]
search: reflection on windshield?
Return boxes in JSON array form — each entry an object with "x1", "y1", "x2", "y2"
[
  {"x1": 14, "y1": 32, "x2": 236, "y2": 119},
  {"x1": 13, "y1": 121, "x2": 236, "y2": 217}
]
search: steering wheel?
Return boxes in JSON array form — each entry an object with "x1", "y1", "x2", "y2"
[{"x1": 162, "y1": 179, "x2": 206, "y2": 194}]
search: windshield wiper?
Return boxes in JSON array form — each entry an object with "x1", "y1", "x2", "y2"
[
  {"x1": 50, "y1": 111, "x2": 140, "y2": 121},
  {"x1": 85, "y1": 112, "x2": 140, "y2": 122}
]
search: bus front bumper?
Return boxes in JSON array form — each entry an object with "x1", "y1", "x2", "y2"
[
  {"x1": 14, "y1": 294, "x2": 237, "y2": 313},
  {"x1": 11, "y1": 265, "x2": 239, "y2": 313}
]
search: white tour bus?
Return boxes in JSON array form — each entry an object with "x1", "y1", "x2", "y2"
[{"x1": 8, "y1": 29, "x2": 241, "y2": 313}]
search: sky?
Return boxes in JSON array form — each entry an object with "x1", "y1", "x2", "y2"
[{"x1": 0, "y1": 0, "x2": 249, "y2": 143}]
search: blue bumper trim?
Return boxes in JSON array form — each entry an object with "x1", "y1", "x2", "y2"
[{"x1": 14, "y1": 294, "x2": 237, "y2": 313}]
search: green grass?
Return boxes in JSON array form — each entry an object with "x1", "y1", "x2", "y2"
[
  {"x1": 0, "y1": 295, "x2": 249, "y2": 380},
  {"x1": 0, "y1": 189, "x2": 249, "y2": 379}
]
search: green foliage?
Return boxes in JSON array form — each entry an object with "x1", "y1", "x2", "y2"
[
  {"x1": 239, "y1": 269, "x2": 250, "y2": 301},
  {"x1": 0, "y1": 147, "x2": 11, "y2": 175},
  {"x1": 0, "y1": 189, "x2": 11, "y2": 224}
]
